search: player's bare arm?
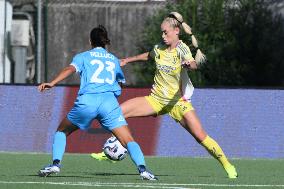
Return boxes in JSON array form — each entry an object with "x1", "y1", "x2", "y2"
[
  {"x1": 38, "y1": 65, "x2": 76, "y2": 92},
  {"x1": 120, "y1": 52, "x2": 149, "y2": 66}
]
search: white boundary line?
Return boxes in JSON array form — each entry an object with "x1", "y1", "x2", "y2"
[
  {"x1": 0, "y1": 181, "x2": 199, "y2": 189},
  {"x1": 1, "y1": 181, "x2": 284, "y2": 188}
]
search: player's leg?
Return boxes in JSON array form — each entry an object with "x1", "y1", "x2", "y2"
[
  {"x1": 99, "y1": 94, "x2": 157, "y2": 180},
  {"x1": 38, "y1": 118, "x2": 79, "y2": 177},
  {"x1": 121, "y1": 96, "x2": 157, "y2": 118},
  {"x1": 52, "y1": 118, "x2": 79, "y2": 165},
  {"x1": 180, "y1": 109, "x2": 238, "y2": 179},
  {"x1": 111, "y1": 126, "x2": 157, "y2": 180},
  {"x1": 91, "y1": 96, "x2": 157, "y2": 161},
  {"x1": 39, "y1": 94, "x2": 91, "y2": 177}
]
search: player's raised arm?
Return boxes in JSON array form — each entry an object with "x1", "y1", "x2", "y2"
[
  {"x1": 120, "y1": 52, "x2": 149, "y2": 66},
  {"x1": 38, "y1": 65, "x2": 76, "y2": 92}
]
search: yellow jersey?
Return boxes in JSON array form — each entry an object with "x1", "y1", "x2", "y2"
[{"x1": 149, "y1": 40, "x2": 195, "y2": 104}]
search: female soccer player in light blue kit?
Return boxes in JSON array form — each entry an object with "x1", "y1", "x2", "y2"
[{"x1": 37, "y1": 25, "x2": 157, "y2": 180}]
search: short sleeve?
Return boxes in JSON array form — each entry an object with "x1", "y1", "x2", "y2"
[
  {"x1": 70, "y1": 53, "x2": 83, "y2": 73},
  {"x1": 177, "y1": 41, "x2": 195, "y2": 62},
  {"x1": 149, "y1": 47, "x2": 156, "y2": 59},
  {"x1": 149, "y1": 44, "x2": 161, "y2": 59},
  {"x1": 116, "y1": 59, "x2": 126, "y2": 83}
]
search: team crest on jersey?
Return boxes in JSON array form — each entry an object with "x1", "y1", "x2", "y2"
[
  {"x1": 118, "y1": 115, "x2": 125, "y2": 122},
  {"x1": 172, "y1": 55, "x2": 178, "y2": 65}
]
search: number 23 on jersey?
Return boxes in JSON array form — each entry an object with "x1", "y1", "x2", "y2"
[{"x1": 90, "y1": 59, "x2": 115, "y2": 84}]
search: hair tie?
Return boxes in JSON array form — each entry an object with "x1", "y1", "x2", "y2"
[{"x1": 168, "y1": 14, "x2": 183, "y2": 25}]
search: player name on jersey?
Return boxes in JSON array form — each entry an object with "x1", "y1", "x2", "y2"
[{"x1": 90, "y1": 51, "x2": 115, "y2": 60}]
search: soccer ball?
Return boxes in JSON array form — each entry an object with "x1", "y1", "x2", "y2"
[{"x1": 103, "y1": 136, "x2": 128, "y2": 161}]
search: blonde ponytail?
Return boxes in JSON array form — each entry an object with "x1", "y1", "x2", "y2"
[
  {"x1": 181, "y1": 22, "x2": 198, "y2": 48},
  {"x1": 168, "y1": 12, "x2": 206, "y2": 65}
]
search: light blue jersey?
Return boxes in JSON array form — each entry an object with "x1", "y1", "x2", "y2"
[
  {"x1": 70, "y1": 47, "x2": 125, "y2": 96},
  {"x1": 67, "y1": 47, "x2": 127, "y2": 131}
]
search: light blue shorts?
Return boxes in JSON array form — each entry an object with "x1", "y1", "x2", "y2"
[{"x1": 67, "y1": 92, "x2": 127, "y2": 131}]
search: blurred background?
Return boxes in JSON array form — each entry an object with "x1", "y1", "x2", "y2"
[{"x1": 1, "y1": 0, "x2": 284, "y2": 87}]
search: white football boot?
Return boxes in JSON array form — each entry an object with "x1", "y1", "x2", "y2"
[
  {"x1": 138, "y1": 165, "x2": 158, "y2": 180},
  {"x1": 38, "y1": 164, "x2": 60, "y2": 177},
  {"x1": 140, "y1": 170, "x2": 158, "y2": 180}
]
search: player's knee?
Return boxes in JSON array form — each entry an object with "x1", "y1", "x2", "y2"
[
  {"x1": 120, "y1": 137, "x2": 135, "y2": 147},
  {"x1": 56, "y1": 126, "x2": 77, "y2": 136}
]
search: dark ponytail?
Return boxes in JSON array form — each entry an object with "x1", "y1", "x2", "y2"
[{"x1": 90, "y1": 25, "x2": 110, "y2": 48}]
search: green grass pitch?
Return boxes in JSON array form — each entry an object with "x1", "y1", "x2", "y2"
[{"x1": 0, "y1": 152, "x2": 284, "y2": 189}]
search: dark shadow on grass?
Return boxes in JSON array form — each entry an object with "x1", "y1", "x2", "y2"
[
  {"x1": 88, "y1": 172, "x2": 172, "y2": 177},
  {"x1": 194, "y1": 175, "x2": 211, "y2": 178},
  {"x1": 90, "y1": 172, "x2": 138, "y2": 176},
  {"x1": 22, "y1": 172, "x2": 171, "y2": 178},
  {"x1": 21, "y1": 174, "x2": 94, "y2": 179}
]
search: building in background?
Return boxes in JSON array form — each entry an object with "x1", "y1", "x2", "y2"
[
  {"x1": 1, "y1": 0, "x2": 167, "y2": 85},
  {"x1": 0, "y1": 0, "x2": 35, "y2": 84},
  {"x1": 0, "y1": 0, "x2": 12, "y2": 83}
]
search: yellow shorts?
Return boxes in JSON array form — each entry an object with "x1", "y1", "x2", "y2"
[{"x1": 145, "y1": 94, "x2": 194, "y2": 122}]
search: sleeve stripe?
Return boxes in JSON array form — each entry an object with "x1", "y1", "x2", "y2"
[
  {"x1": 70, "y1": 63, "x2": 80, "y2": 72},
  {"x1": 179, "y1": 45, "x2": 190, "y2": 54},
  {"x1": 177, "y1": 43, "x2": 194, "y2": 61},
  {"x1": 177, "y1": 43, "x2": 187, "y2": 55}
]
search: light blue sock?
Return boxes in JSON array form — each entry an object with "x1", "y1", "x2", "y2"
[
  {"x1": 127, "y1": 141, "x2": 145, "y2": 167},
  {"x1": 52, "y1": 131, "x2": 66, "y2": 162}
]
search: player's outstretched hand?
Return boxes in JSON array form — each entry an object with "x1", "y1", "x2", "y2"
[
  {"x1": 181, "y1": 60, "x2": 197, "y2": 70},
  {"x1": 38, "y1": 83, "x2": 54, "y2": 92},
  {"x1": 120, "y1": 58, "x2": 128, "y2": 67}
]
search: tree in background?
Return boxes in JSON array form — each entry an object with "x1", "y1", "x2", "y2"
[
  {"x1": 224, "y1": 0, "x2": 284, "y2": 86},
  {"x1": 134, "y1": 0, "x2": 284, "y2": 87}
]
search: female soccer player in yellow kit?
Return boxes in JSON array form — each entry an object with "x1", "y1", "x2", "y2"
[{"x1": 92, "y1": 12, "x2": 238, "y2": 179}]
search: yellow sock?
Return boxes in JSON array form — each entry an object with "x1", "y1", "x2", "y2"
[{"x1": 201, "y1": 135, "x2": 231, "y2": 169}]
